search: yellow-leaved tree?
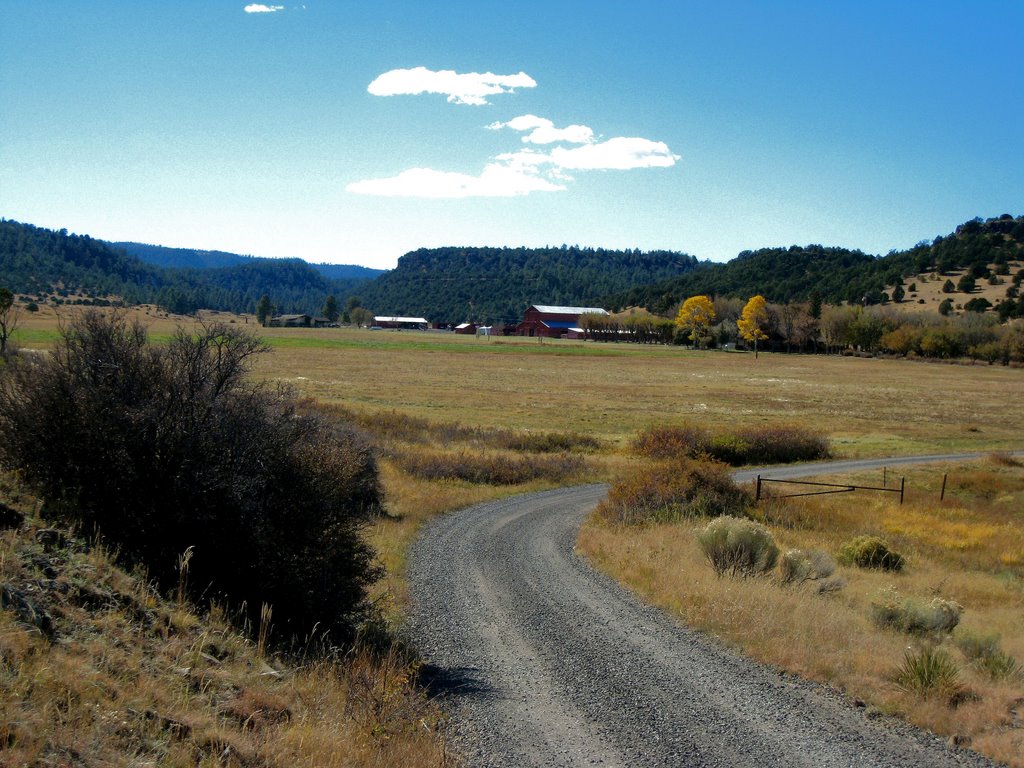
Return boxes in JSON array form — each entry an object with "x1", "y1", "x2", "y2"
[
  {"x1": 675, "y1": 295, "x2": 716, "y2": 348},
  {"x1": 737, "y1": 295, "x2": 769, "y2": 358}
]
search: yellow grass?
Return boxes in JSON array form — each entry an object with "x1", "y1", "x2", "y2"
[
  {"x1": 579, "y1": 459, "x2": 1024, "y2": 765},
  {"x1": 0, "y1": 492, "x2": 452, "y2": 767}
]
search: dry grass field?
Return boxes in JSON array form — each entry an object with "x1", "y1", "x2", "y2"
[
  {"x1": 7, "y1": 305, "x2": 1024, "y2": 765},
  {"x1": 579, "y1": 456, "x2": 1024, "y2": 765}
]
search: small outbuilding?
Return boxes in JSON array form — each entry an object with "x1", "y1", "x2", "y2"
[{"x1": 454, "y1": 322, "x2": 478, "y2": 335}]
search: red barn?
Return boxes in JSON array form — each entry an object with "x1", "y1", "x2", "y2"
[{"x1": 515, "y1": 305, "x2": 609, "y2": 339}]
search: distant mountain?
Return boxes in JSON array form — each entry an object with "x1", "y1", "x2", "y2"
[
  {"x1": 307, "y1": 262, "x2": 385, "y2": 282},
  {"x1": 113, "y1": 242, "x2": 254, "y2": 270},
  {"x1": 0, "y1": 219, "x2": 377, "y2": 316},
  {"x1": 116, "y1": 241, "x2": 385, "y2": 282},
  {"x1": 614, "y1": 214, "x2": 1024, "y2": 313},
  {"x1": 357, "y1": 245, "x2": 698, "y2": 324}
]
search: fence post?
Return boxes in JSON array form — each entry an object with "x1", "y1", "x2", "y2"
[
  {"x1": 940, "y1": 473, "x2": 947, "y2": 501},
  {"x1": 900, "y1": 476, "x2": 905, "y2": 505},
  {"x1": 756, "y1": 475, "x2": 761, "y2": 502},
  {"x1": 883, "y1": 466, "x2": 887, "y2": 487}
]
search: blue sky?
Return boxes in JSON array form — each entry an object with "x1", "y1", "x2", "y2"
[{"x1": 1, "y1": 1, "x2": 1021, "y2": 269}]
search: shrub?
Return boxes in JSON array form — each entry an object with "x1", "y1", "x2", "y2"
[
  {"x1": 597, "y1": 458, "x2": 752, "y2": 525},
  {"x1": 779, "y1": 548, "x2": 836, "y2": 585},
  {"x1": 395, "y1": 449, "x2": 583, "y2": 485},
  {"x1": 837, "y1": 535, "x2": 905, "y2": 571},
  {"x1": 632, "y1": 424, "x2": 711, "y2": 459},
  {"x1": 0, "y1": 311, "x2": 381, "y2": 648},
  {"x1": 729, "y1": 425, "x2": 831, "y2": 465},
  {"x1": 954, "y1": 631, "x2": 1023, "y2": 681},
  {"x1": 894, "y1": 646, "x2": 961, "y2": 698},
  {"x1": 871, "y1": 588, "x2": 962, "y2": 635},
  {"x1": 697, "y1": 516, "x2": 779, "y2": 577},
  {"x1": 632, "y1": 423, "x2": 830, "y2": 466}
]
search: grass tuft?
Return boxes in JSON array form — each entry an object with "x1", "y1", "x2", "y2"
[{"x1": 893, "y1": 646, "x2": 961, "y2": 698}]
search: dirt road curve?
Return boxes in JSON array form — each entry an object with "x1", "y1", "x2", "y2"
[{"x1": 407, "y1": 454, "x2": 1010, "y2": 768}]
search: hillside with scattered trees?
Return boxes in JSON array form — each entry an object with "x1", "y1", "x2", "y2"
[{"x1": 614, "y1": 214, "x2": 1024, "y2": 313}]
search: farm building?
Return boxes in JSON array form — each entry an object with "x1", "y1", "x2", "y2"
[
  {"x1": 454, "y1": 322, "x2": 477, "y2": 335},
  {"x1": 515, "y1": 305, "x2": 609, "y2": 339},
  {"x1": 267, "y1": 314, "x2": 331, "y2": 328},
  {"x1": 373, "y1": 316, "x2": 429, "y2": 330}
]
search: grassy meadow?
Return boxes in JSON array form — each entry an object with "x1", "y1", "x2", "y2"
[{"x1": 6, "y1": 305, "x2": 1024, "y2": 765}]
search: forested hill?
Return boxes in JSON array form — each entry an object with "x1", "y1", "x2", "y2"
[
  {"x1": 0, "y1": 219, "x2": 376, "y2": 316},
  {"x1": 613, "y1": 214, "x2": 1024, "y2": 313},
  {"x1": 115, "y1": 241, "x2": 384, "y2": 283},
  {"x1": 357, "y1": 246, "x2": 698, "y2": 324},
  {"x1": 1, "y1": 220, "x2": 164, "y2": 300}
]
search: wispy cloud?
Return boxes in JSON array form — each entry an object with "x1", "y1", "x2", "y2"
[
  {"x1": 346, "y1": 135, "x2": 678, "y2": 198},
  {"x1": 243, "y1": 4, "x2": 285, "y2": 13},
  {"x1": 551, "y1": 137, "x2": 678, "y2": 170},
  {"x1": 489, "y1": 115, "x2": 594, "y2": 145},
  {"x1": 367, "y1": 67, "x2": 537, "y2": 106},
  {"x1": 346, "y1": 165, "x2": 565, "y2": 198}
]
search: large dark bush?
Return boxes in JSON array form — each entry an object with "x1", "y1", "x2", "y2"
[{"x1": 0, "y1": 311, "x2": 381, "y2": 647}]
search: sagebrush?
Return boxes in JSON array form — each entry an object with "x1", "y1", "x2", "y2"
[
  {"x1": 697, "y1": 516, "x2": 779, "y2": 577},
  {"x1": 837, "y1": 536, "x2": 905, "y2": 571}
]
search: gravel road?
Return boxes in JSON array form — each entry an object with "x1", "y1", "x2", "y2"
[{"x1": 407, "y1": 455, "x2": 1008, "y2": 767}]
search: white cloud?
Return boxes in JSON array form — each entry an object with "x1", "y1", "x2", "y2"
[
  {"x1": 549, "y1": 137, "x2": 679, "y2": 170},
  {"x1": 347, "y1": 135, "x2": 679, "y2": 199},
  {"x1": 244, "y1": 4, "x2": 285, "y2": 12},
  {"x1": 367, "y1": 67, "x2": 537, "y2": 106},
  {"x1": 489, "y1": 114, "x2": 594, "y2": 145},
  {"x1": 345, "y1": 164, "x2": 564, "y2": 198}
]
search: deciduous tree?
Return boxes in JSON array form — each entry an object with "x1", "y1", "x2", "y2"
[
  {"x1": 737, "y1": 295, "x2": 769, "y2": 358},
  {"x1": 675, "y1": 295, "x2": 716, "y2": 348}
]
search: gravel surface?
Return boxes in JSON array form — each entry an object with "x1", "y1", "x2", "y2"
[{"x1": 407, "y1": 457, "x2": 1008, "y2": 768}]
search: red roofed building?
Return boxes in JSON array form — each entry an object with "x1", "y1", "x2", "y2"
[{"x1": 515, "y1": 305, "x2": 609, "y2": 339}]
